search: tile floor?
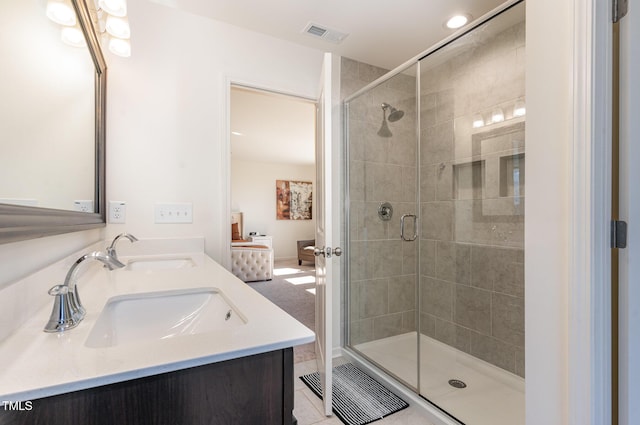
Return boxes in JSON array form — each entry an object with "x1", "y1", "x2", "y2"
[{"x1": 293, "y1": 359, "x2": 435, "y2": 425}]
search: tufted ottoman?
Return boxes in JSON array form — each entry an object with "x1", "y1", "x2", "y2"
[{"x1": 231, "y1": 245, "x2": 274, "y2": 282}]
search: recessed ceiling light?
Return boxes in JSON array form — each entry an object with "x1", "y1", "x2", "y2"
[{"x1": 445, "y1": 14, "x2": 471, "y2": 29}]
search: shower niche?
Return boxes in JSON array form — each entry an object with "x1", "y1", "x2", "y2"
[{"x1": 453, "y1": 120, "x2": 526, "y2": 219}]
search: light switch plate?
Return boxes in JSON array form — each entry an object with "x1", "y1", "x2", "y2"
[{"x1": 154, "y1": 203, "x2": 193, "y2": 224}]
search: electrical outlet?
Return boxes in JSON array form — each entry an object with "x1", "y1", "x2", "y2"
[
  {"x1": 73, "y1": 200, "x2": 93, "y2": 213},
  {"x1": 109, "y1": 201, "x2": 126, "y2": 224},
  {"x1": 154, "y1": 203, "x2": 193, "y2": 223}
]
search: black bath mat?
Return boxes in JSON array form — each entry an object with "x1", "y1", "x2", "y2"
[{"x1": 300, "y1": 363, "x2": 409, "y2": 425}]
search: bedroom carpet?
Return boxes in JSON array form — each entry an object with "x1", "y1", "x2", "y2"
[{"x1": 247, "y1": 258, "x2": 316, "y2": 363}]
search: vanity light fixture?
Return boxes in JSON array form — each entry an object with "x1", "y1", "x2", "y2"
[
  {"x1": 472, "y1": 114, "x2": 485, "y2": 128},
  {"x1": 99, "y1": 0, "x2": 127, "y2": 17},
  {"x1": 108, "y1": 37, "x2": 131, "y2": 57},
  {"x1": 61, "y1": 26, "x2": 87, "y2": 47},
  {"x1": 231, "y1": 131, "x2": 244, "y2": 136},
  {"x1": 445, "y1": 14, "x2": 471, "y2": 29},
  {"x1": 46, "y1": 0, "x2": 76, "y2": 26},
  {"x1": 513, "y1": 99, "x2": 526, "y2": 117},
  {"x1": 105, "y1": 15, "x2": 130, "y2": 39},
  {"x1": 96, "y1": 0, "x2": 133, "y2": 57},
  {"x1": 491, "y1": 107, "x2": 505, "y2": 123}
]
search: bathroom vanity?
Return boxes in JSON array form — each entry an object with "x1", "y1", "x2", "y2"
[{"x1": 0, "y1": 238, "x2": 314, "y2": 424}]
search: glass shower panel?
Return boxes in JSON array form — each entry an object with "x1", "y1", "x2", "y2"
[
  {"x1": 418, "y1": 3, "x2": 526, "y2": 425},
  {"x1": 346, "y1": 64, "x2": 419, "y2": 390}
]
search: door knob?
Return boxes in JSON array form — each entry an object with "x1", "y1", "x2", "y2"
[{"x1": 314, "y1": 246, "x2": 343, "y2": 258}]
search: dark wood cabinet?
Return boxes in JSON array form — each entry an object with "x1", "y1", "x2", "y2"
[{"x1": 1, "y1": 348, "x2": 294, "y2": 425}]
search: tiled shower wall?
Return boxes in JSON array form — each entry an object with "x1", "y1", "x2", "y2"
[
  {"x1": 342, "y1": 58, "x2": 419, "y2": 347},
  {"x1": 418, "y1": 21, "x2": 525, "y2": 377},
  {"x1": 345, "y1": 18, "x2": 525, "y2": 378}
]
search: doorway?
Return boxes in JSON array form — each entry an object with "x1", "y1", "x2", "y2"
[{"x1": 228, "y1": 85, "x2": 318, "y2": 362}]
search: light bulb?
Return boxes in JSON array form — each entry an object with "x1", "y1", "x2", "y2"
[
  {"x1": 46, "y1": 0, "x2": 76, "y2": 26},
  {"x1": 99, "y1": 0, "x2": 127, "y2": 17},
  {"x1": 514, "y1": 99, "x2": 526, "y2": 117},
  {"x1": 472, "y1": 114, "x2": 485, "y2": 128},
  {"x1": 108, "y1": 37, "x2": 131, "y2": 57},
  {"x1": 61, "y1": 27, "x2": 86, "y2": 47},
  {"x1": 491, "y1": 107, "x2": 505, "y2": 123},
  {"x1": 105, "y1": 15, "x2": 130, "y2": 39},
  {"x1": 446, "y1": 15, "x2": 470, "y2": 29}
]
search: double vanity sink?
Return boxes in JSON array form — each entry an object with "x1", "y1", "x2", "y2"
[
  {"x1": 86, "y1": 286, "x2": 245, "y2": 348},
  {"x1": 0, "y1": 237, "x2": 314, "y2": 423}
]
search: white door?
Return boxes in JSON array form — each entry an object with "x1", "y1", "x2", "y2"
[
  {"x1": 315, "y1": 52, "x2": 341, "y2": 417},
  {"x1": 618, "y1": 3, "x2": 639, "y2": 423}
]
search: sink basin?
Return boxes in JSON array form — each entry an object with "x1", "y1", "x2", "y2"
[
  {"x1": 85, "y1": 288, "x2": 246, "y2": 348},
  {"x1": 125, "y1": 257, "x2": 196, "y2": 271}
]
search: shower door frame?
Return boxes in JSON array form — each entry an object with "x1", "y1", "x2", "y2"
[{"x1": 342, "y1": 59, "x2": 423, "y2": 394}]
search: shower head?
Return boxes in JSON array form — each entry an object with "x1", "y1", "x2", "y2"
[{"x1": 382, "y1": 102, "x2": 404, "y2": 122}]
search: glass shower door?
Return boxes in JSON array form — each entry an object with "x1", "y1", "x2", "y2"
[
  {"x1": 346, "y1": 63, "x2": 420, "y2": 390},
  {"x1": 417, "y1": 4, "x2": 526, "y2": 424}
]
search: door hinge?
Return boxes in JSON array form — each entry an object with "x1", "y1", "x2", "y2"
[
  {"x1": 613, "y1": 0, "x2": 629, "y2": 23},
  {"x1": 611, "y1": 220, "x2": 628, "y2": 249}
]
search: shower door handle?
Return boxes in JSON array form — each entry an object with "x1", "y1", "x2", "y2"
[{"x1": 400, "y1": 214, "x2": 417, "y2": 241}]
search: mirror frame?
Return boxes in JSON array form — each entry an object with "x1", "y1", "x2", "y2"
[{"x1": 0, "y1": 0, "x2": 107, "y2": 244}]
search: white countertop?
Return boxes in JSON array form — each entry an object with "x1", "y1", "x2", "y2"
[{"x1": 0, "y1": 249, "x2": 315, "y2": 402}]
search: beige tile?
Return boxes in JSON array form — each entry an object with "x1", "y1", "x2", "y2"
[
  {"x1": 388, "y1": 275, "x2": 417, "y2": 313},
  {"x1": 349, "y1": 318, "x2": 374, "y2": 345},
  {"x1": 365, "y1": 163, "x2": 403, "y2": 202},
  {"x1": 436, "y1": 241, "x2": 471, "y2": 284},
  {"x1": 469, "y1": 331, "x2": 517, "y2": 374},
  {"x1": 454, "y1": 284, "x2": 491, "y2": 334},
  {"x1": 420, "y1": 313, "x2": 436, "y2": 337},
  {"x1": 374, "y1": 313, "x2": 405, "y2": 339},
  {"x1": 421, "y1": 121, "x2": 454, "y2": 165},
  {"x1": 434, "y1": 318, "x2": 471, "y2": 353},
  {"x1": 359, "y1": 278, "x2": 389, "y2": 318},
  {"x1": 294, "y1": 388, "x2": 326, "y2": 425},
  {"x1": 435, "y1": 162, "x2": 454, "y2": 201},
  {"x1": 420, "y1": 277, "x2": 453, "y2": 321},
  {"x1": 436, "y1": 89, "x2": 455, "y2": 124},
  {"x1": 366, "y1": 240, "x2": 403, "y2": 278},
  {"x1": 491, "y1": 292, "x2": 524, "y2": 347},
  {"x1": 421, "y1": 201, "x2": 453, "y2": 241},
  {"x1": 402, "y1": 239, "x2": 417, "y2": 275},
  {"x1": 420, "y1": 165, "x2": 436, "y2": 202},
  {"x1": 402, "y1": 310, "x2": 417, "y2": 332},
  {"x1": 419, "y1": 239, "x2": 436, "y2": 278}
]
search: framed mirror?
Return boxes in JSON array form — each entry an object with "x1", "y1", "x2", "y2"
[{"x1": 0, "y1": 0, "x2": 106, "y2": 244}]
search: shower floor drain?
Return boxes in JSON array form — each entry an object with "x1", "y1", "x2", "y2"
[{"x1": 448, "y1": 379, "x2": 467, "y2": 389}]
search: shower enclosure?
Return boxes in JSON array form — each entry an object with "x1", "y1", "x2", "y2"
[{"x1": 344, "y1": 2, "x2": 525, "y2": 424}]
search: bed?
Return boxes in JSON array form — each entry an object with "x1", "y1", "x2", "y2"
[{"x1": 231, "y1": 212, "x2": 273, "y2": 282}]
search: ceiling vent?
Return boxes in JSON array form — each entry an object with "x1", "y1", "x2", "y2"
[{"x1": 302, "y1": 22, "x2": 349, "y2": 44}]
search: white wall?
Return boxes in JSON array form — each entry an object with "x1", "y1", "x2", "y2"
[
  {"x1": 231, "y1": 159, "x2": 315, "y2": 259},
  {"x1": 105, "y1": 1, "x2": 324, "y2": 263},
  {"x1": 525, "y1": 0, "x2": 572, "y2": 424}
]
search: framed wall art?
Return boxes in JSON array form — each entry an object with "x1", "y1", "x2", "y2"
[{"x1": 276, "y1": 179, "x2": 312, "y2": 220}]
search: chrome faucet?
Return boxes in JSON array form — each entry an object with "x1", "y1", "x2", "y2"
[
  {"x1": 44, "y1": 251, "x2": 125, "y2": 333},
  {"x1": 106, "y1": 233, "x2": 138, "y2": 267}
]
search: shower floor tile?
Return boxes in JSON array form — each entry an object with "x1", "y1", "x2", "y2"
[{"x1": 355, "y1": 332, "x2": 524, "y2": 425}]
